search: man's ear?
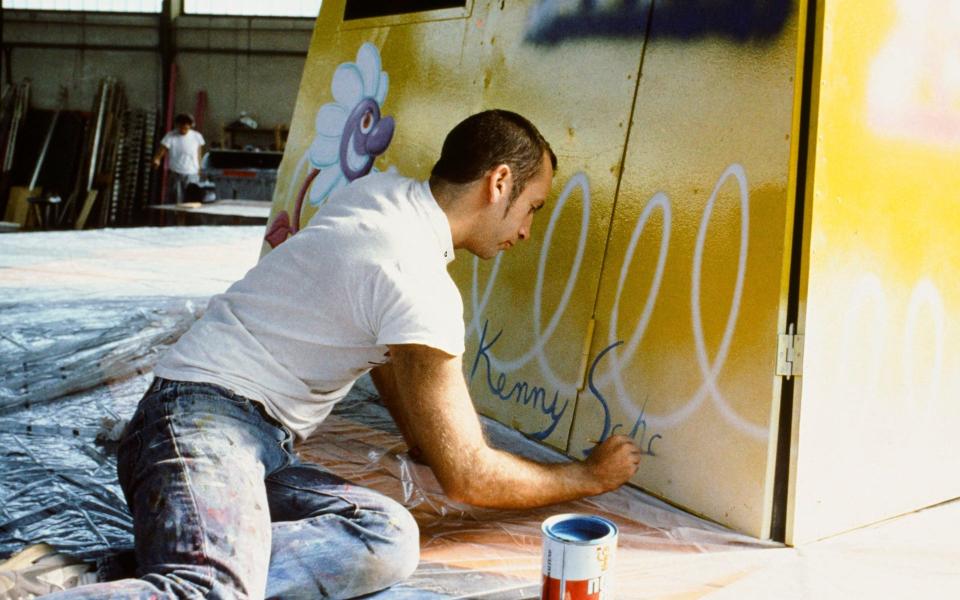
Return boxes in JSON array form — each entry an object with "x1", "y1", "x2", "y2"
[{"x1": 486, "y1": 164, "x2": 512, "y2": 205}]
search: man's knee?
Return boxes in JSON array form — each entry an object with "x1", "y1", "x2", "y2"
[{"x1": 365, "y1": 497, "x2": 420, "y2": 587}]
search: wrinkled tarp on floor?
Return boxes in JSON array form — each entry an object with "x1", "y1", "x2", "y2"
[{"x1": 0, "y1": 227, "x2": 777, "y2": 599}]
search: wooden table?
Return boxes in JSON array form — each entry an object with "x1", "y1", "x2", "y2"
[{"x1": 149, "y1": 200, "x2": 270, "y2": 226}]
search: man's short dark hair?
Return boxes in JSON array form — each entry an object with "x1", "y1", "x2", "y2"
[
  {"x1": 431, "y1": 110, "x2": 557, "y2": 197},
  {"x1": 174, "y1": 113, "x2": 195, "y2": 127}
]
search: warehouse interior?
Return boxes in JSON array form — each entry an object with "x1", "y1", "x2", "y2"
[
  {"x1": 1, "y1": 2, "x2": 310, "y2": 229},
  {"x1": 2, "y1": 0, "x2": 960, "y2": 598}
]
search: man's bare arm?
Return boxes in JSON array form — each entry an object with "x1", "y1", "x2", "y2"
[
  {"x1": 152, "y1": 146, "x2": 167, "y2": 168},
  {"x1": 370, "y1": 362, "x2": 423, "y2": 459},
  {"x1": 384, "y1": 343, "x2": 641, "y2": 509}
]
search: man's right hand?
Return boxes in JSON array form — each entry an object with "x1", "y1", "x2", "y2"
[{"x1": 581, "y1": 435, "x2": 642, "y2": 494}]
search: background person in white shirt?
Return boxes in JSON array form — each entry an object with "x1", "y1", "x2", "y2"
[{"x1": 152, "y1": 113, "x2": 205, "y2": 204}]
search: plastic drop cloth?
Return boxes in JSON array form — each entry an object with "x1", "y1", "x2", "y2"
[
  {"x1": 0, "y1": 299, "x2": 199, "y2": 561},
  {"x1": 0, "y1": 227, "x2": 262, "y2": 564},
  {"x1": 0, "y1": 227, "x2": 780, "y2": 599}
]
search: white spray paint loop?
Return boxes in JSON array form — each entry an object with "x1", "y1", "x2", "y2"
[
  {"x1": 612, "y1": 164, "x2": 747, "y2": 432},
  {"x1": 686, "y1": 163, "x2": 765, "y2": 438},
  {"x1": 598, "y1": 192, "x2": 672, "y2": 400},
  {"x1": 470, "y1": 173, "x2": 591, "y2": 391},
  {"x1": 470, "y1": 252, "x2": 502, "y2": 340},
  {"x1": 532, "y1": 173, "x2": 591, "y2": 369}
]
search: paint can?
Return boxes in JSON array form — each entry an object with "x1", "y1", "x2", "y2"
[{"x1": 540, "y1": 513, "x2": 618, "y2": 600}]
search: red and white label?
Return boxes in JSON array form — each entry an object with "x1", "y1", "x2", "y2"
[{"x1": 541, "y1": 535, "x2": 615, "y2": 600}]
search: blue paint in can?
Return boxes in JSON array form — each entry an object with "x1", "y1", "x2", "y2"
[{"x1": 545, "y1": 515, "x2": 617, "y2": 543}]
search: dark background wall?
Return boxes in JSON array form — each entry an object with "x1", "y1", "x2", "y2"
[{"x1": 3, "y1": 10, "x2": 313, "y2": 145}]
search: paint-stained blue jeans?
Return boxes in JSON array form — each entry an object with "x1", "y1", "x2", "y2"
[{"x1": 46, "y1": 378, "x2": 420, "y2": 600}]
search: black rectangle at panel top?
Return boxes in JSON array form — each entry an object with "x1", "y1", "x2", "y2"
[{"x1": 343, "y1": 0, "x2": 466, "y2": 21}]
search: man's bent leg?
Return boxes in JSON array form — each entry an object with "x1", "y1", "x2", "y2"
[
  {"x1": 46, "y1": 379, "x2": 283, "y2": 600},
  {"x1": 263, "y1": 462, "x2": 419, "y2": 600}
]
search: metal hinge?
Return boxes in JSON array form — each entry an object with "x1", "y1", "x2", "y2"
[{"x1": 776, "y1": 323, "x2": 804, "y2": 379}]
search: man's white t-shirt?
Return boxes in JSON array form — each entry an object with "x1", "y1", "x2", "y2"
[
  {"x1": 161, "y1": 129, "x2": 205, "y2": 175},
  {"x1": 154, "y1": 172, "x2": 464, "y2": 439}
]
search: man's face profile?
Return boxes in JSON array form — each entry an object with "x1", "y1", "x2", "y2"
[{"x1": 473, "y1": 152, "x2": 554, "y2": 260}]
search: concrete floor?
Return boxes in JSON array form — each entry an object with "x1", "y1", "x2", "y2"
[{"x1": 613, "y1": 500, "x2": 960, "y2": 599}]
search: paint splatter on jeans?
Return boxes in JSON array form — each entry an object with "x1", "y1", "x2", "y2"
[{"x1": 46, "y1": 378, "x2": 420, "y2": 600}]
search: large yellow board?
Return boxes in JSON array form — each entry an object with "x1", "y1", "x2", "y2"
[
  {"x1": 565, "y1": 3, "x2": 805, "y2": 538},
  {"x1": 266, "y1": 0, "x2": 960, "y2": 542},
  {"x1": 266, "y1": 0, "x2": 811, "y2": 537},
  {"x1": 788, "y1": 0, "x2": 960, "y2": 544}
]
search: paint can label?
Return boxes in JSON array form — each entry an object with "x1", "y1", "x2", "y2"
[{"x1": 541, "y1": 514, "x2": 618, "y2": 600}]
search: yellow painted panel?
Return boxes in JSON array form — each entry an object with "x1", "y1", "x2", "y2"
[
  {"x1": 790, "y1": 0, "x2": 960, "y2": 544},
  {"x1": 567, "y1": 6, "x2": 804, "y2": 537}
]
